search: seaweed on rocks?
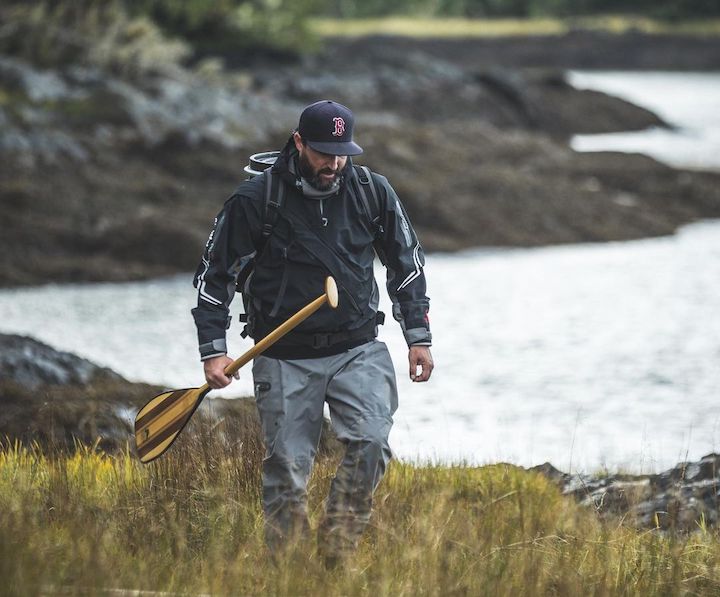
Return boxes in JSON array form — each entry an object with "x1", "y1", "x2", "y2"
[{"x1": 2, "y1": 33, "x2": 720, "y2": 286}]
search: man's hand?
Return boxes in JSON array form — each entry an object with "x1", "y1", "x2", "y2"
[
  {"x1": 409, "y1": 345, "x2": 434, "y2": 382},
  {"x1": 203, "y1": 355, "x2": 239, "y2": 389}
]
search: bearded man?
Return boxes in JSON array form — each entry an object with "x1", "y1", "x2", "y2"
[{"x1": 192, "y1": 100, "x2": 433, "y2": 561}]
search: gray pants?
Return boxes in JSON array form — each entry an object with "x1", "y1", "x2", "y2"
[{"x1": 252, "y1": 340, "x2": 398, "y2": 552}]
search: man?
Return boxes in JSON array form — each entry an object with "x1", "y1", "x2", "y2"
[{"x1": 192, "y1": 100, "x2": 433, "y2": 558}]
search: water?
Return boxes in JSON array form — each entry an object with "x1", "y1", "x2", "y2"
[
  {"x1": 3, "y1": 72, "x2": 720, "y2": 473},
  {"x1": 569, "y1": 71, "x2": 720, "y2": 171},
  {"x1": 2, "y1": 220, "x2": 720, "y2": 473}
]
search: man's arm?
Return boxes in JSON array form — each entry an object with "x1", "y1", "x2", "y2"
[
  {"x1": 191, "y1": 192, "x2": 260, "y2": 386},
  {"x1": 374, "y1": 174, "x2": 434, "y2": 382}
]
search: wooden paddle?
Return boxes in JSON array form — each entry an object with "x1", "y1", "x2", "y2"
[{"x1": 134, "y1": 276, "x2": 339, "y2": 463}]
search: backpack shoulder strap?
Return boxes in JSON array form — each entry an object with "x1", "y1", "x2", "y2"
[
  {"x1": 353, "y1": 165, "x2": 387, "y2": 264},
  {"x1": 262, "y1": 168, "x2": 285, "y2": 239},
  {"x1": 353, "y1": 165, "x2": 383, "y2": 238},
  {"x1": 238, "y1": 168, "x2": 284, "y2": 336}
]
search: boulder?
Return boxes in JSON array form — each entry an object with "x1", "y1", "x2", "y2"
[{"x1": 0, "y1": 333, "x2": 122, "y2": 388}]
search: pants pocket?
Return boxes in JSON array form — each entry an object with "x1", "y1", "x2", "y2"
[{"x1": 252, "y1": 357, "x2": 284, "y2": 452}]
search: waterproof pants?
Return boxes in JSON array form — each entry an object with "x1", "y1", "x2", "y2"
[{"x1": 252, "y1": 340, "x2": 398, "y2": 552}]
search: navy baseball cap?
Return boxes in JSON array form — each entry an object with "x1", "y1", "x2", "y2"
[{"x1": 298, "y1": 100, "x2": 363, "y2": 156}]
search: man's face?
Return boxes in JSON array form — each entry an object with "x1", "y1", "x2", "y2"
[{"x1": 294, "y1": 132, "x2": 348, "y2": 191}]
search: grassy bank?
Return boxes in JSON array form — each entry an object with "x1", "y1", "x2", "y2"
[
  {"x1": 3, "y1": 436, "x2": 720, "y2": 596},
  {"x1": 309, "y1": 15, "x2": 720, "y2": 38}
]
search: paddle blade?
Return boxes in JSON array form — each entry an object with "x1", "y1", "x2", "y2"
[{"x1": 134, "y1": 386, "x2": 208, "y2": 463}]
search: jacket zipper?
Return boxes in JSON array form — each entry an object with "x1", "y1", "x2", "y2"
[{"x1": 319, "y1": 199, "x2": 328, "y2": 227}]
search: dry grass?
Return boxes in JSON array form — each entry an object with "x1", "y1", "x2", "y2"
[
  {"x1": 3, "y1": 427, "x2": 720, "y2": 596},
  {"x1": 308, "y1": 15, "x2": 720, "y2": 38}
]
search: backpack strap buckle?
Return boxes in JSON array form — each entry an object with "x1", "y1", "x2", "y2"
[
  {"x1": 357, "y1": 166, "x2": 371, "y2": 185},
  {"x1": 312, "y1": 333, "x2": 332, "y2": 349},
  {"x1": 262, "y1": 221, "x2": 274, "y2": 237}
]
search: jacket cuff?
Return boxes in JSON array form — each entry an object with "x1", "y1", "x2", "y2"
[
  {"x1": 199, "y1": 338, "x2": 227, "y2": 361},
  {"x1": 403, "y1": 327, "x2": 432, "y2": 347}
]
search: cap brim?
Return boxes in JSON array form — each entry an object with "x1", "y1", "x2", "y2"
[{"x1": 306, "y1": 140, "x2": 363, "y2": 156}]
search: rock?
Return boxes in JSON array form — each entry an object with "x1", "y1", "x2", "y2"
[
  {"x1": 0, "y1": 56, "x2": 297, "y2": 158},
  {"x1": 475, "y1": 68, "x2": 541, "y2": 127},
  {"x1": 528, "y1": 461, "x2": 566, "y2": 483},
  {"x1": 531, "y1": 454, "x2": 720, "y2": 531},
  {"x1": 0, "y1": 56, "x2": 78, "y2": 102},
  {"x1": 0, "y1": 334, "x2": 122, "y2": 388}
]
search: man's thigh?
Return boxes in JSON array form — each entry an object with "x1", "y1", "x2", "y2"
[
  {"x1": 325, "y1": 340, "x2": 398, "y2": 442},
  {"x1": 252, "y1": 356, "x2": 327, "y2": 457}
]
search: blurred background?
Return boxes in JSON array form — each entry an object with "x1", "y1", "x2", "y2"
[{"x1": 1, "y1": 0, "x2": 719, "y2": 473}]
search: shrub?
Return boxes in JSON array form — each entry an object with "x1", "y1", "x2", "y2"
[{"x1": 0, "y1": 0, "x2": 190, "y2": 78}]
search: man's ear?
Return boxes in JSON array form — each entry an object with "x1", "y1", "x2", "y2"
[{"x1": 293, "y1": 131, "x2": 304, "y2": 152}]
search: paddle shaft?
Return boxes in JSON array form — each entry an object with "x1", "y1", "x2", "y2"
[
  {"x1": 197, "y1": 292, "x2": 329, "y2": 393},
  {"x1": 134, "y1": 277, "x2": 337, "y2": 463}
]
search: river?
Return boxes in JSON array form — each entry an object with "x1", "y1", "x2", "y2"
[
  {"x1": 569, "y1": 71, "x2": 720, "y2": 171},
  {"x1": 2, "y1": 72, "x2": 719, "y2": 473}
]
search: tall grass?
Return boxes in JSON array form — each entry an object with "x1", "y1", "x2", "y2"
[{"x1": 2, "y1": 428, "x2": 720, "y2": 596}]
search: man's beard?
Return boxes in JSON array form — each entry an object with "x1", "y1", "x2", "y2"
[{"x1": 298, "y1": 151, "x2": 341, "y2": 192}]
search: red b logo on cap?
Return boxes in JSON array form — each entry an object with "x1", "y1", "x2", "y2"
[{"x1": 332, "y1": 117, "x2": 345, "y2": 137}]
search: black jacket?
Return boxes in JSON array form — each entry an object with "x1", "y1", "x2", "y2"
[{"x1": 192, "y1": 138, "x2": 431, "y2": 359}]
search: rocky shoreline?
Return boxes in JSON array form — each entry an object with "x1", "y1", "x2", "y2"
[
  {"x1": 2, "y1": 33, "x2": 720, "y2": 286},
  {"x1": 0, "y1": 333, "x2": 341, "y2": 457},
  {"x1": 322, "y1": 31, "x2": 720, "y2": 72},
  {"x1": 1, "y1": 333, "x2": 718, "y2": 532},
  {"x1": 531, "y1": 458, "x2": 720, "y2": 533}
]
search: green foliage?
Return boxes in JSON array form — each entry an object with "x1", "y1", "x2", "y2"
[
  {"x1": 0, "y1": 0, "x2": 325, "y2": 69},
  {"x1": 3, "y1": 0, "x2": 716, "y2": 70},
  {"x1": 130, "y1": 0, "x2": 326, "y2": 53},
  {"x1": 0, "y1": 0, "x2": 191, "y2": 77},
  {"x1": 132, "y1": 0, "x2": 241, "y2": 36},
  {"x1": 3, "y1": 436, "x2": 720, "y2": 595}
]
